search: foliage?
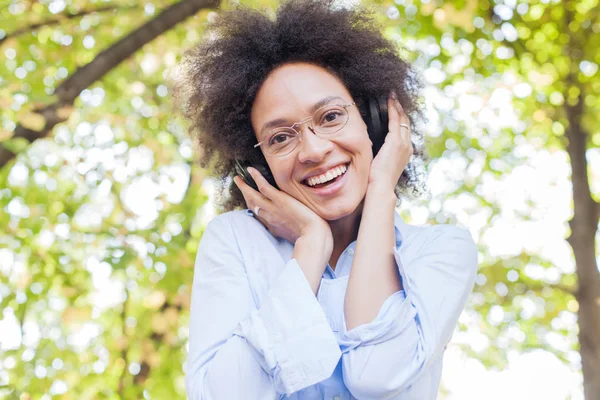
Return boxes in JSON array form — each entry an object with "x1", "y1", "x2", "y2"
[
  {"x1": 1, "y1": 0, "x2": 597, "y2": 399},
  {"x1": 377, "y1": 0, "x2": 597, "y2": 393},
  {"x1": 1, "y1": 1, "x2": 213, "y2": 398}
]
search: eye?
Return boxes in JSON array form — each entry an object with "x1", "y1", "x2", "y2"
[
  {"x1": 318, "y1": 107, "x2": 345, "y2": 125},
  {"x1": 323, "y1": 111, "x2": 341, "y2": 122},
  {"x1": 269, "y1": 132, "x2": 294, "y2": 145}
]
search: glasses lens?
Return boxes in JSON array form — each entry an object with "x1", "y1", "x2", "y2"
[
  {"x1": 265, "y1": 128, "x2": 298, "y2": 156},
  {"x1": 313, "y1": 105, "x2": 349, "y2": 134}
]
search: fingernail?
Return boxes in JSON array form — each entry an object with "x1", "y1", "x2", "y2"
[
  {"x1": 247, "y1": 167, "x2": 253, "y2": 175},
  {"x1": 391, "y1": 91, "x2": 398, "y2": 100}
]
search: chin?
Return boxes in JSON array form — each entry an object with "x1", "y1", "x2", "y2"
[{"x1": 315, "y1": 197, "x2": 365, "y2": 222}]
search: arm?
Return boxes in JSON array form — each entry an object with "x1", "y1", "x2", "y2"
[
  {"x1": 344, "y1": 186, "x2": 401, "y2": 330},
  {"x1": 342, "y1": 91, "x2": 412, "y2": 331},
  {"x1": 186, "y1": 214, "x2": 341, "y2": 399},
  {"x1": 339, "y1": 93, "x2": 477, "y2": 398},
  {"x1": 340, "y1": 203, "x2": 478, "y2": 399}
]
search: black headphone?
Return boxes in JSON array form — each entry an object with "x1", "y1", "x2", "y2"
[{"x1": 234, "y1": 95, "x2": 389, "y2": 191}]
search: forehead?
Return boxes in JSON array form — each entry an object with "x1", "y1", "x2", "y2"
[{"x1": 251, "y1": 63, "x2": 352, "y2": 119}]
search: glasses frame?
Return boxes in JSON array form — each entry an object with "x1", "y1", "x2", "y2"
[{"x1": 254, "y1": 102, "x2": 356, "y2": 157}]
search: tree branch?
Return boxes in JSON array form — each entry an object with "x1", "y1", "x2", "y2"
[
  {"x1": 0, "y1": 0, "x2": 220, "y2": 170},
  {"x1": 0, "y1": 5, "x2": 139, "y2": 46}
]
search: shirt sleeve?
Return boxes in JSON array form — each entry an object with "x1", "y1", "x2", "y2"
[
  {"x1": 339, "y1": 225, "x2": 478, "y2": 399},
  {"x1": 185, "y1": 214, "x2": 341, "y2": 400}
]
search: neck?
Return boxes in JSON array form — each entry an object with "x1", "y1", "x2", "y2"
[{"x1": 328, "y1": 200, "x2": 364, "y2": 269}]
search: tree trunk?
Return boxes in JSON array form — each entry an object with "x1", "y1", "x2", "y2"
[
  {"x1": 0, "y1": 0, "x2": 220, "y2": 170},
  {"x1": 565, "y1": 90, "x2": 600, "y2": 400}
]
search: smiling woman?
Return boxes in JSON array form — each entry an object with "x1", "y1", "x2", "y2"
[
  {"x1": 249, "y1": 63, "x2": 373, "y2": 223},
  {"x1": 173, "y1": 0, "x2": 427, "y2": 211},
  {"x1": 173, "y1": 1, "x2": 478, "y2": 399}
]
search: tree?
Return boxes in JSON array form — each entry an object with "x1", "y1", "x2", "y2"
[
  {"x1": 378, "y1": 0, "x2": 598, "y2": 397},
  {"x1": 1, "y1": 0, "x2": 219, "y2": 169},
  {"x1": 0, "y1": 0, "x2": 219, "y2": 398},
  {"x1": 1, "y1": 0, "x2": 596, "y2": 398}
]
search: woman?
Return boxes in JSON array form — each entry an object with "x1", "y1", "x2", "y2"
[{"x1": 175, "y1": 1, "x2": 478, "y2": 399}]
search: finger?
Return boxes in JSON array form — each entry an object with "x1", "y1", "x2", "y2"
[
  {"x1": 383, "y1": 98, "x2": 413, "y2": 161},
  {"x1": 233, "y1": 176, "x2": 252, "y2": 207},
  {"x1": 387, "y1": 96, "x2": 409, "y2": 144},
  {"x1": 387, "y1": 94, "x2": 401, "y2": 136},
  {"x1": 234, "y1": 176, "x2": 272, "y2": 222},
  {"x1": 247, "y1": 167, "x2": 277, "y2": 200},
  {"x1": 387, "y1": 93, "x2": 408, "y2": 129},
  {"x1": 233, "y1": 176, "x2": 262, "y2": 207},
  {"x1": 395, "y1": 101, "x2": 411, "y2": 135},
  {"x1": 389, "y1": 98, "x2": 412, "y2": 146},
  {"x1": 233, "y1": 175, "x2": 252, "y2": 198},
  {"x1": 396, "y1": 103, "x2": 413, "y2": 154},
  {"x1": 234, "y1": 174, "x2": 266, "y2": 202}
]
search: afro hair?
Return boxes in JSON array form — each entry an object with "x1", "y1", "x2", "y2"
[{"x1": 173, "y1": 0, "x2": 427, "y2": 211}]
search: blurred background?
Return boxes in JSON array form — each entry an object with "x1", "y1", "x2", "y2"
[{"x1": 1, "y1": 0, "x2": 599, "y2": 399}]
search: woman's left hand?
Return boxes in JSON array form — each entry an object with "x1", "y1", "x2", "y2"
[{"x1": 368, "y1": 92, "x2": 413, "y2": 194}]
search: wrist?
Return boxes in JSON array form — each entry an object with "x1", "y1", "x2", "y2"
[
  {"x1": 293, "y1": 233, "x2": 333, "y2": 286},
  {"x1": 300, "y1": 220, "x2": 331, "y2": 240},
  {"x1": 297, "y1": 228, "x2": 333, "y2": 256},
  {"x1": 298, "y1": 228, "x2": 333, "y2": 247},
  {"x1": 366, "y1": 183, "x2": 397, "y2": 203}
]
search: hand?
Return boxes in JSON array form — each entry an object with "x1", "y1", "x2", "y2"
[
  {"x1": 233, "y1": 169, "x2": 332, "y2": 245},
  {"x1": 368, "y1": 92, "x2": 413, "y2": 193}
]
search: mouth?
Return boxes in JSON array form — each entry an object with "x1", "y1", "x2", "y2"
[{"x1": 301, "y1": 162, "x2": 350, "y2": 191}]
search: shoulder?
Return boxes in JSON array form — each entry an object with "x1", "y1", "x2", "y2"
[
  {"x1": 203, "y1": 209, "x2": 276, "y2": 247},
  {"x1": 401, "y1": 221, "x2": 475, "y2": 248},
  {"x1": 399, "y1": 222, "x2": 477, "y2": 266},
  {"x1": 205, "y1": 209, "x2": 260, "y2": 231}
]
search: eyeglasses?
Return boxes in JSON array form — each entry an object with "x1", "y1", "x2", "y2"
[{"x1": 254, "y1": 102, "x2": 356, "y2": 157}]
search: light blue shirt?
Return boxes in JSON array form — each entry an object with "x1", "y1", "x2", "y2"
[{"x1": 186, "y1": 209, "x2": 478, "y2": 400}]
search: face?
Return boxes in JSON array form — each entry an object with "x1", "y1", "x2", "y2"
[{"x1": 250, "y1": 62, "x2": 373, "y2": 221}]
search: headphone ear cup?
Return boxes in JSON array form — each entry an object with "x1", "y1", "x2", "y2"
[
  {"x1": 365, "y1": 96, "x2": 389, "y2": 156},
  {"x1": 253, "y1": 163, "x2": 278, "y2": 189},
  {"x1": 378, "y1": 95, "x2": 389, "y2": 134},
  {"x1": 233, "y1": 159, "x2": 279, "y2": 191}
]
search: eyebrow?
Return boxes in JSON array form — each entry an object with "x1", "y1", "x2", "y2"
[{"x1": 259, "y1": 95, "x2": 346, "y2": 139}]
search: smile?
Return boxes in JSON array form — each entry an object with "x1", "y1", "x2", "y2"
[
  {"x1": 301, "y1": 162, "x2": 350, "y2": 195},
  {"x1": 304, "y1": 163, "x2": 348, "y2": 187}
]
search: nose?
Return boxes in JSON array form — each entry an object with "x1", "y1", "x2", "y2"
[{"x1": 296, "y1": 124, "x2": 334, "y2": 164}]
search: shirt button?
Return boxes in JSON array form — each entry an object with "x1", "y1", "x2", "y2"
[
  {"x1": 332, "y1": 396, "x2": 341, "y2": 400},
  {"x1": 347, "y1": 249, "x2": 354, "y2": 256}
]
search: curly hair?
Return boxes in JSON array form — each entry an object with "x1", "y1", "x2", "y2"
[{"x1": 173, "y1": 0, "x2": 427, "y2": 211}]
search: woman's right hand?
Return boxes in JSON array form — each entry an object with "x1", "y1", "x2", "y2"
[
  {"x1": 234, "y1": 167, "x2": 333, "y2": 294},
  {"x1": 233, "y1": 167, "x2": 333, "y2": 247}
]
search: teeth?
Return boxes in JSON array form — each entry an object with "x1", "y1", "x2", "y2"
[{"x1": 306, "y1": 164, "x2": 347, "y2": 187}]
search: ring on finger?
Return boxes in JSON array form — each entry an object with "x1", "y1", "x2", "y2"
[
  {"x1": 399, "y1": 123, "x2": 410, "y2": 131},
  {"x1": 254, "y1": 205, "x2": 261, "y2": 216}
]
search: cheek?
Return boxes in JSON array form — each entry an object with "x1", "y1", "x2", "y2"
[
  {"x1": 267, "y1": 160, "x2": 296, "y2": 189},
  {"x1": 344, "y1": 131, "x2": 373, "y2": 161},
  {"x1": 350, "y1": 134, "x2": 374, "y2": 178}
]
